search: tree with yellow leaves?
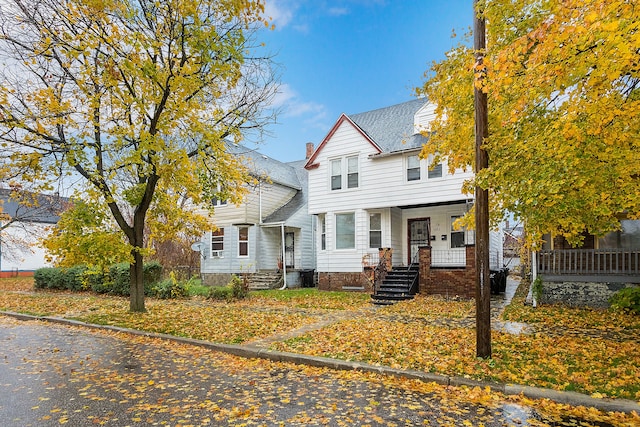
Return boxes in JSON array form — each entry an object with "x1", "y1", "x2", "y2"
[
  {"x1": 418, "y1": 0, "x2": 640, "y2": 248},
  {"x1": 0, "y1": 0, "x2": 278, "y2": 311}
]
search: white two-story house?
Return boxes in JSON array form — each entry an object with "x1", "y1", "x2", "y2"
[
  {"x1": 198, "y1": 143, "x2": 315, "y2": 288},
  {"x1": 305, "y1": 99, "x2": 503, "y2": 296}
]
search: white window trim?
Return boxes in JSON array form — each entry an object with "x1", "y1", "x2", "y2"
[
  {"x1": 329, "y1": 154, "x2": 359, "y2": 191},
  {"x1": 335, "y1": 211, "x2": 356, "y2": 251},
  {"x1": 368, "y1": 211, "x2": 383, "y2": 249},
  {"x1": 212, "y1": 184, "x2": 228, "y2": 207},
  {"x1": 319, "y1": 214, "x2": 326, "y2": 251},
  {"x1": 238, "y1": 226, "x2": 249, "y2": 258},
  {"x1": 211, "y1": 228, "x2": 224, "y2": 257}
]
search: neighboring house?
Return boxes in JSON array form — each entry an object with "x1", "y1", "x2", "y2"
[
  {"x1": 198, "y1": 143, "x2": 315, "y2": 288},
  {"x1": 533, "y1": 221, "x2": 640, "y2": 307},
  {"x1": 0, "y1": 189, "x2": 66, "y2": 277},
  {"x1": 304, "y1": 99, "x2": 504, "y2": 299}
]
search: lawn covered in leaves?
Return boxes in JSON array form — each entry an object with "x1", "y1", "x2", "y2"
[{"x1": 1, "y1": 276, "x2": 639, "y2": 402}]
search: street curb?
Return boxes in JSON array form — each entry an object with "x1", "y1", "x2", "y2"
[{"x1": 3, "y1": 311, "x2": 639, "y2": 415}]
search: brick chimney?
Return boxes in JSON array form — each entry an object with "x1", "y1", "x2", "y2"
[{"x1": 305, "y1": 142, "x2": 314, "y2": 159}]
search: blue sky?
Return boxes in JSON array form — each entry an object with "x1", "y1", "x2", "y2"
[{"x1": 245, "y1": 0, "x2": 473, "y2": 162}]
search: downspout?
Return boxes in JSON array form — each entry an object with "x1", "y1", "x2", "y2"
[
  {"x1": 258, "y1": 180, "x2": 263, "y2": 224},
  {"x1": 279, "y1": 222, "x2": 288, "y2": 289}
]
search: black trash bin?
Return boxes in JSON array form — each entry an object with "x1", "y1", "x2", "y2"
[{"x1": 300, "y1": 269, "x2": 315, "y2": 288}]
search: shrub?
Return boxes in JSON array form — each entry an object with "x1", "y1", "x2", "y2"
[
  {"x1": 150, "y1": 273, "x2": 191, "y2": 299},
  {"x1": 207, "y1": 285, "x2": 234, "y2": 301},
  {"x1": 34, "y1": 267, "x2": 65, "y2": 290},
  {"x1": 609, "y1": 287, "x2": 640, "y2": 315},
  {"x1": 90, "y1": 262, "x2": 162, "y2": 296},
  {"x1": 144, "y1": 261, "x2": 163, "y2": 285},
  {"x1": 63, "y1": 265, "x2": 88, "y2": 291},
  {"x1": 207, "y1": 275, "x2": 249, "y2": 301}
]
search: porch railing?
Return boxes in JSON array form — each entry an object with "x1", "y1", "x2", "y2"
[
  {"x1": 537, "y1": 249, "x2": 640, "y2": 276},
  {"x1": 431, "y1": 249, "x2": 466, "y2": 267}
]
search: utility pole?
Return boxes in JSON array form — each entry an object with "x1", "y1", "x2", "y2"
[{"x1": 474, "y1": 0, "x2": 491, "y2": 358}]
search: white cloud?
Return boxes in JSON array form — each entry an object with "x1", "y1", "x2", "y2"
[
  {"x1": 263, "y1": 0, "x2": 295, "y2": 29},
  {"x1": 271, "y1": 84, "x2": 329, "y2": 131},
  {"x1": 327, "y1": 7, "x2": 349, "y2": 16}
]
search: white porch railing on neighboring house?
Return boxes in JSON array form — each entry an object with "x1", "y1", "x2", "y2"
[
  {"x1": 431, "y1": 249, "x2": 466, "y2": 267},
  {"x1": 536, "y1": 249, "x2": 640, "y2": 282}
]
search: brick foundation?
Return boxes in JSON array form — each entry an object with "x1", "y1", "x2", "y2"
[
  {"x1": 419, "y1": 245, "x2": 476, "y2": 299},
  {"x1": 317, "y1": 272, "x2": 373, "y2": 292}
]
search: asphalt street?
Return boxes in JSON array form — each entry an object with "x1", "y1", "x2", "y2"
[{"x1": 0, "y1": 316, "x2": 623, "y2": 426}]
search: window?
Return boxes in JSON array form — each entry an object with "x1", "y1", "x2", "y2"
[
  {"x1": 319, "y1": 215, "x2": 326, "y2": 250},
  {"x1": 407, "y1": 155, "x2": 421, "y2": 181},
  {"x1": 211, "y1": 228, "x2": 224, "y2": 256},
  {"x1": 331, "y1": 159, "x2": 342, "y2": 190},
  {"x1": 369, "y1": 213, "x2": 382, "y2": 248},
  {"x1": 347, "y1": 156, "x2": 358, "y2": 188},
  {"x1": 238, "y1": 227, "x2": 249, "y2": 257},
  {"x1": 212, "y1": 184, "x2": 227, "y2": 207},
  {"x1": 335, "y1": 213, "x2": 355, "y2": 249},
  {"x1": 330, "y1": 155, "x2": 359, "y2": 190},
  {"x1": 428, "y1": 156, "x2": 443, "y2": 179},
  {"x1": 450, "y1": 216, "x2": 465, "y2": 248}
]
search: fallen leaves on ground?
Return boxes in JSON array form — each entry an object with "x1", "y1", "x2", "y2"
[
  {"x1": 1, "y1": 277, "x2": 639, "y2": 403},
  {"x1": 2, "y1": 316, "x2": 638, "y2": 427}
]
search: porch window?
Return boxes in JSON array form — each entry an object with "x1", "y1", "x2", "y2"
[
  {"x1": 407, "y1": 155, "x2": 420, "y2": 181},
  {"x1": 319, "y1": 215, "x2": 326, "y2": 251},
  {"x1": 599, "y1": 220, "x2": 640, "y2": 249},
  {"x1": 330, "y1": 155, "x2": 359, "y2": 190},
  {"x1": 369, "y1": 213, "x2": 382, "y2": 248},
  {"x1": 238, "y1": 226, "x2": 249, "y2": 257},
  {"x1": 211, "y1": 228, "x2": 224, "y2": 256},
  {"x1": 450, "y1": 216, "x2": 465, "y2": 248},
  {"x1": 336, "y1": 212, "x2": 355, "y2": 249}
]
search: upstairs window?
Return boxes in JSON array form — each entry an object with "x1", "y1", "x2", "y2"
[
  {"x1": 212, "y1": 184, "x2": 227, "y2": 207},
  {"x1": 330, "y1": 155, "x2": 359, "y2": 190},
  {"x1": 428, "y1": 155, "x2": 443, "y2": 179},
  {"x1": 347, "y1": 156, "x2": 358, "y2": 188},
  {"x1": 407, "y1": 155, "x2": 420, "y2": 181},
  {"x1": 331, "y1": 159, "x2": 342, "y2": 190}
]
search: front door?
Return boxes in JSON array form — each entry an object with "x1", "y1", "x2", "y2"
[
  {"x1": 284, "y1": 232, "x2": 295, "y2": 268},
  {"x1": 408, "y1": 218, "x2": 430, "y2": 264}
]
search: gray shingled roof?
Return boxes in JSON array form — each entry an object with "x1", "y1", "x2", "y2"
[
  {"x1": 348, "y1": 98, "x2": 428, "y2": 153},
  {"x1": 263, "y1": 160, "x2": 307, "y2": 223},
  {"x1": 226, "y1": 142, "x2": 301, "y2": 190},
  {"x1": 0, "y1": 189, "x2": 67, "y2": 224}
]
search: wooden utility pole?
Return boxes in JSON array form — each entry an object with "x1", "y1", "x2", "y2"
[{"x1": 473, "y1": 0, "x2": 491, "y2": 358}]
